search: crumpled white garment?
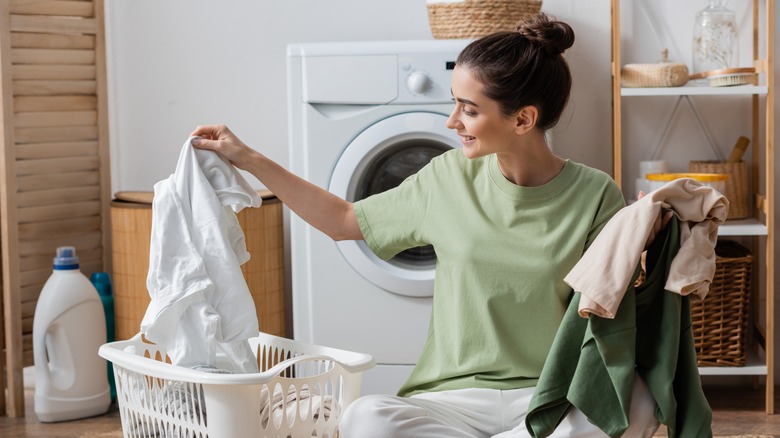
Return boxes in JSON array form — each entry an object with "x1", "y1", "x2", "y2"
[
  {"x1": 141, "y1": 136, "x2": 262, "y2": 373},
  {"x1": 260, "y1": 385, "x2": 338, "y2": 431},
  {"x1": 565, "y1": 178, "x2": 728, "y2": 319}
]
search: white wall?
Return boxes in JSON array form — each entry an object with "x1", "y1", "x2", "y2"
[
  {"x1": 105, "y1": 0, "x2": 780, "y2": 379},
  {"x1": 104, "y1": 0, "x2": 610, "y2": 191}
]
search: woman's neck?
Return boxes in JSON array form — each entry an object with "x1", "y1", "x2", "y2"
[{"x1": 496, "y1": 132, "x2": 566, "y2": 187}]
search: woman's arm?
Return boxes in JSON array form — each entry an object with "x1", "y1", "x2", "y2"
[{"x1": 190, "y1": 124, "x2": 362, "y2": 241}]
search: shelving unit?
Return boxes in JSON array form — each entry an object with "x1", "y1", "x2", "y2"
[{"x1": 611, "y1": 0, "x2": 774, "y2": 413}]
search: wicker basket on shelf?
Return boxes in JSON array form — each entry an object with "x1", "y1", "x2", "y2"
[
  {"x1": 427, "y1": 0, "x2": 543, "y2": 39},
  {"x1": 691, "y1": 240, "x2": 752, "y2": 367},
  {"x1": 689, "y1": 160, "x2": 750, "y2": 219}
]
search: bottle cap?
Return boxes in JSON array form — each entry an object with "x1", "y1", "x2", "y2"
[
  {"x1": 53, "y1": 246, "x2": 80, "y2": 270},
  {"x1": 90, "y1": 272, "x2": 113, "y2": 296}
]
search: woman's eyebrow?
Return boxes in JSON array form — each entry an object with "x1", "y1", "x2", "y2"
[{"x1": 450, "y1": 89, "x2": 479, "y2": 107}]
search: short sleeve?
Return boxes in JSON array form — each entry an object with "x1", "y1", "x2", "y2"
[
  {"x1": 585, "y1": 179, "x2": 626, "y2": 250},
  {"x1": 354, "y1": 170, "x2": 431, "y2": 261}
]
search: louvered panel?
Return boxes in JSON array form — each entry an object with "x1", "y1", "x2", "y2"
[
  {"x1": 15, "y1": 140, "x2": 97, "y2": 159},
  {"x1": 15, "y1": 126, "x2": 98, "y2": 144},
  {"x1": 17, "y1": 186, "x2": 100, "y2": 207},
  {"x1": 13, "y1": 80, "x2": 96, "y2": 96},
  {"x1": 2, "y1": 0, "x2": 109, "y2": 416},
  {"x1": 21, "y1": 267, "x2": 50, "y2": 288},
  {"x1": 19, "y1": 260, "x2": 109, "y2": 303},
  {"x1": 19, "y1": 230, "x2": 103, "y2": 257},
  {"x1": 23, "y1": 345, "x2": 32, "y2": 366},
  {"x1": 14, "y1": 95, "x2": 96, "y2": 112},
  {"x1": 15, "y1": 156, "x2": 99, "y2": 175},
  {"x1": 10, "y1": 32, "x2": 95, "y2": 49},
  {"x1": 19, "y1": 216, "x2": 102, "y2": 241},
  {"x1": 11, "y1": 48, "x2": 95, "y2": 64},
  {"x1": 20, "y1": 257, "x2": 102, "y2": 291},
  {"x1": 17, "y1": 200, "x2": 101, "y2": 223},
  {"x1": 22, "y1": 258, "x2": 105, "y2": 290},
  {"x1": 18, "y1": 249, "x2": 102, "y2": 301},
  {"x1": 20, "y1": 284, "x2": 43, "y2": 304},
  {"x1": 19, "y1": 258, "x2": 103, "y2": 297},
  {"x1": 21, "y1": 316, "x2": 32, "y2": 334},
  {"x1": 12, "y1": 64, "x2": 95, "y2": 80},
  {"x1": 20, "y1": 301, "x2": 35, "y2": 318},
  {"x1": 19, "y1": 253, "x2": 53, "y2": 274},
  {"x1": 15, "y1": 111, "x2": 97, "y2": 128},
  {"x1": 10, "y1": 15, "x2": 97, "y2": 34},
  {"x1": 10, "y1": 0, "x2": 95, "y2": 17},
  {"x1": 16, "y1": 170, "x2": 99, "y2": 191}
]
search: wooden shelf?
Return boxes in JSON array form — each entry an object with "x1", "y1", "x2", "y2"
[
  {"x1": 699, "y1": 351, "x2": 768, "y2": 376},
  {"x1": 621, "y1": 83, "x2": 768, "y2": 97},
  {"x1": 719, "y1": 218, "x2": 769, "y2": 236},
  {"x1": 612, "y1": 0, "x2": 775, "y2": 414}
]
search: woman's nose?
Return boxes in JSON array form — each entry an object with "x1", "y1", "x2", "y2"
[{"x1": 445, "y1": 107, "x2": 459, "y2": 130}]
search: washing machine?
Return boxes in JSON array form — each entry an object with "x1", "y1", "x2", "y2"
[{"x1": 287, "y1": 39, "x2": 469, "y2": 395}]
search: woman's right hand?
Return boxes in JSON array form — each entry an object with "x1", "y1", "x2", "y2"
[
  {"x1": 190, "y1": 124, "x2": 259, "y2": 171},
  {"x1": 190, "y1": 124, "x2": 361, "y2": 241}
]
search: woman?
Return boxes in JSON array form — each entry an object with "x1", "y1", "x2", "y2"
[{"x1": 191, "y1": 13, "x2": 665, "y2": 437}]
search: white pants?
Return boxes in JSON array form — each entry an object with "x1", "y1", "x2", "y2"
[{"x1": 339, "y1": 375, "x2": 659, "y2": 438}]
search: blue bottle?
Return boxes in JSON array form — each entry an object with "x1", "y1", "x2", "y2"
[{"x1": 90, "y1": 272, "x2": 116, "y2": 402}]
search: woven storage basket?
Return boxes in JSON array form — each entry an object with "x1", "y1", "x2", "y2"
[
  {"x1": 689, "y1": 160, "x2": 750, "y2": 219},
  {"x1": 621, "y1": 62, "x2": 689, "y2": 87},
  {"x1": 691, "y1": 240, "x2": 752, "y2": 367},
  {"x1": 427, "y1": 0, "x2": 543, "y2": 39}
]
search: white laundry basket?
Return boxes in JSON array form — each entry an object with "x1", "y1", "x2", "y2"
[{"x1": 99, "y1": 333, "x2": 375, "y2": 438}]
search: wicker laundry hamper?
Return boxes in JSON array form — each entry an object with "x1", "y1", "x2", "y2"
[
  {"x1": 110, "y1": 190, "x2": 286, "y2": 341},
  {"x1": 691, "y1": 240, "x2": 752, "y2": 367},
  {"x1": 689, "y1": 160, "x2": 750, "y2": 219},
  {"x1": 635, "y1": 240, "x2": 752, "y2": 366},
  {"x1": 427, "y1": 0, "x2": 543, "y2": 39}
]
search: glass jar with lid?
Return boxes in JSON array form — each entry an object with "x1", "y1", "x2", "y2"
[{"x1": 692, "y1": 0, "x2": 738, "y2": 75}]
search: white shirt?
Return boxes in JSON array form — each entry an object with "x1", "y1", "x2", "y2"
[{"x1": 141, "y1": 137, "x2": 261, "y2": 372}]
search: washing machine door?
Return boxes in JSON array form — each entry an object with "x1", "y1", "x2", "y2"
[{"x1": 329, "y1": 112, "x2": 460, "y2": 298}]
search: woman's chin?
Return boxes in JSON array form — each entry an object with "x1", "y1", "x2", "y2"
[{"x1": 460, "y1": 145, "x2": 483, "y2": 160}]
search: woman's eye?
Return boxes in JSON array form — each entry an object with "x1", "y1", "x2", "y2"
[{"x1": 461, "y1": 107, "x2": 476, "y2": 116}]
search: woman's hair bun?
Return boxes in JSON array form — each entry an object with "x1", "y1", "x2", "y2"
[{"x1": 515, "y1": 13, "x2": 575, "y2": 56}]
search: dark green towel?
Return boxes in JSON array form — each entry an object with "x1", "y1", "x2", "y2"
[{"x1": 526, "y1": 218, "x2": 712, "y2": 438}]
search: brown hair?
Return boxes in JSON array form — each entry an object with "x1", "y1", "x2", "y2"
[{"x1": 455, "y1": 13, "x2": 575, "y2": 131}]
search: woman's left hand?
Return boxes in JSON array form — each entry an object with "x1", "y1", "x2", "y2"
[{"x1": 638, "y1": 191, "x2": 674, "y2": 250}]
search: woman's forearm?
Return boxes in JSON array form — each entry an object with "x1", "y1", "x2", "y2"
[{"x1": 244, "y1": 151, "x2": 362, "y2": 241}]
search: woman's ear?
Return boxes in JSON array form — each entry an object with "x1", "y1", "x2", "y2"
[{"x1": 514, "y1": 106, "x2": 539, "y2": 135}]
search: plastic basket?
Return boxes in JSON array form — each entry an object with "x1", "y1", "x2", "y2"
[{"x1": 99, "y1": 333, "x2": 375, "y2": 438}]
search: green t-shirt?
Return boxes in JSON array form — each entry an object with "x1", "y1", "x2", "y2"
[{"x1": 354, "y1": 149, "x2": 624, "y2": 397}]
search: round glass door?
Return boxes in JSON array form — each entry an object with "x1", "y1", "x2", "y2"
[{"x1": 329, "y1": 112, "x2": 459, "y2": 297}]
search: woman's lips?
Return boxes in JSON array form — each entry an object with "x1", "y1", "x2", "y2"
[{"x1": 459, "y1": 133, "x2": 476, "y2": 144}]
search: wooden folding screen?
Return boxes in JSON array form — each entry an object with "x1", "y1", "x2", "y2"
[{"x1": 0, "y1": 0, "x2": 111, "y2": 417}]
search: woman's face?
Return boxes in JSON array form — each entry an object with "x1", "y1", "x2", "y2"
[{"x1": 446, "y1": 65, "x2": 519, "y2": 159}]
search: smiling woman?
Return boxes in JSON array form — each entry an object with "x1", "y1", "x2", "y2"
[
  {"x1": 335, "y1": 13, "x2": 664, "y2": 438},
  {"x1": 189, "y1": 11, "x2": 678, "y2": 438}
]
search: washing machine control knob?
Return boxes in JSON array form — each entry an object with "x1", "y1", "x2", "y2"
[{"x1": 407, "y1": 71, "x2": 432, "y2": 95}]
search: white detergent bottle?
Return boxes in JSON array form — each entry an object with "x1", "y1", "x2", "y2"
[{"x1": 33, "y1": 246, "x2": 111, "y2": 422}]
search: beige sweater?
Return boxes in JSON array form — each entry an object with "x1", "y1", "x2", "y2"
[{"x1": 565, "y1": 178, "x2": 728, "y2": 319}]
